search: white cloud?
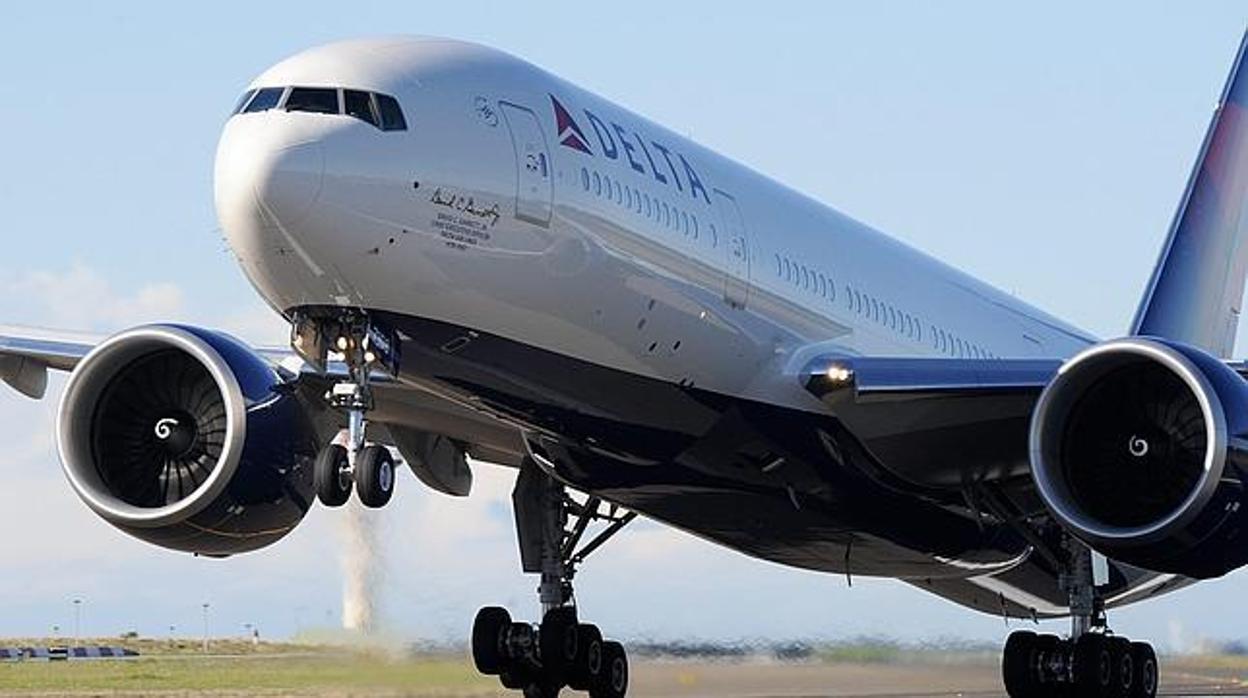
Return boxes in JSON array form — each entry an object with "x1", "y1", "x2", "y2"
[{"x1": 0, "y1": 263, "x2": 185, "y2": 332}]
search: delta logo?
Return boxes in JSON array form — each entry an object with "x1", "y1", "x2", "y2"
[
  {"x1": 549, "y1": 94, "x2": 711, "y2": 205},
  {"x1": 551, "y1": 95, "x2": 593, "y2": 154}
]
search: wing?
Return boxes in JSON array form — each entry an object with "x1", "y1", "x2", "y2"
[
  {"x1": 801, "y1": 354, "x2": 1061, "y2": 491},
  {"x1": 797, "y1": 353, "x2": 1206, "y2": 618},
  {"x1": 0, "y1": 325, "x2": 102, "y2": 398}
]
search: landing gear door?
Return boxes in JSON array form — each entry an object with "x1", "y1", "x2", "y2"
[
  {"x1": 499, "y1": 102, "x2": 553, "y2": 227},
  {"x1": 714, "y1": 189, "x2": 750, "y2": 309}
]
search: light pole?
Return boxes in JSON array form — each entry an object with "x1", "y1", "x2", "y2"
[
  {"x1": 72, "y1": 599, "x2": 82, "y2": 650},
  {"x1": 201, "y1": 603, "x2": 210, "y2": 653}
]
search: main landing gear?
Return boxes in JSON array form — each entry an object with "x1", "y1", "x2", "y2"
[
  {"x1": 473, "y1": 459, "x2": 636, "y2": 697},
  {"x1": 312, "y1": 314, "x2": 396, "y2": 509},
  {"x1": 1002, "y1": 543, "x2": 1159, "y2": 698}
]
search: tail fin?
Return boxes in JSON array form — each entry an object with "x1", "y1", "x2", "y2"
[{"x1": 1132, "y1": 29, "x2": 1248, "y2": 358}]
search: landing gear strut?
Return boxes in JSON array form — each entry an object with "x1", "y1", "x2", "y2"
[
  {"x1": 1002, "y1": 541, "x2": 1158, "y2": 698},
  {"x1": 308, "y1": 311, "x2": 396, "y2": 509},
  {"x1": 473, "y1": 458, "x2": 635, "y2": 697}
]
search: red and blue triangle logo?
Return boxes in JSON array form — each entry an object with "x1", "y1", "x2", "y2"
[{"x1": 551, "y1": 95, "x2": 592, "y2": 155}]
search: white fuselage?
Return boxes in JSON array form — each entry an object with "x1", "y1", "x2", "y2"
[{"x1": 214, "y1": 37, "x2": 1093, "y2": 414}]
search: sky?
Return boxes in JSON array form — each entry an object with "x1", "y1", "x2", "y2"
[{"x1": 2, "y1": 2, "x2": 1248, "y2": 650}]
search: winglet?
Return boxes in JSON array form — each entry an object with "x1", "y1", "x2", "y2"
[{"x1": 1132, "y1": 28, "x2": 1248, "y2": 358}]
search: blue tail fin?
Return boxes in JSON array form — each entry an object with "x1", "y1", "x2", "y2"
[{"x1": 1132, "y1": 29, "x2": 1248, "y2": 358}]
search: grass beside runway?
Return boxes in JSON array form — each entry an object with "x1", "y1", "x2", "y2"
[{"x1": 0, "y1": 641, "x2": 498, "y2": 696}]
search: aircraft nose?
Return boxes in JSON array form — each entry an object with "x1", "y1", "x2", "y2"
[
  {"x1": 253, "y1": 141, "x2": 324, "y2": 226},
  {"x1": 214, "y1": 128, "x2": 325, "y2": 234}
]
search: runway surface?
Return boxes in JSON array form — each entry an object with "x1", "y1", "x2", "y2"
[{"x1": 625, "y1": 658, "x2": 1248, "y2": 697}]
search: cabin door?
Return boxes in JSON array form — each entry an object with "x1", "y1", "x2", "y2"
[
  {"x1": 714, "y1": 189, "x2": 750, "y2": 308},
  {"x1": 499, "y1": 102, "x2": 553, "y2": 227}
]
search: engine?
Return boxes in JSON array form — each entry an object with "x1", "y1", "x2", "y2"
[
  {"x1": 1030, "y1": 337, "x2": 1248, "y2": 578},
  {"x1": 57, "y1": 324, "x2": 319, "y2": 556}
]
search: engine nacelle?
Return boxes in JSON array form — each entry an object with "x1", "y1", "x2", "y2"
[
  {"x1": 1030, "y1": 337, "x2": 1248, "y2": 578},
  {"x1": 57, "y1": 324, "x2": 318, "y2": 556}
]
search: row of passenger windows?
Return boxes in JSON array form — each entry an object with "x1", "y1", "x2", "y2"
[
  {"x1": 772, "y1": 252, "x2": 997, "y2": 358},
  {"x1": 776, "y1": 254, "x2": 838, "y2": 304},
  {"x1": 232, "y1": 86, "x2": 407, "y2": 131},
  {"x1": 580, "y1": 167, "x2": 717, "y2": 248}
]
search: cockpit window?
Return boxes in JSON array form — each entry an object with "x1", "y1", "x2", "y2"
[
  {"x1": 243, "y1": 87, "x2": 284, "y2": 113},
  {"x1": 232, "y1": 89, "x2": 256, "y2": 115},
  {"x1": 233, "y1": 85, "x2": 405, "y2": 132},
  {"x1": 376, "y1": 94, "x2": 407, "y2": 131},
  {"x1": 344, "y1": 90, "x2": 378, "y2": 127},
  {"x1": 286, "y1": 87, "x2": 339, "y2": 114}
]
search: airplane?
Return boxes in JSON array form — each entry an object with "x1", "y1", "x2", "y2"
[{"x1": 3, "y1": 29, "x2": 1248, "y2": 698}]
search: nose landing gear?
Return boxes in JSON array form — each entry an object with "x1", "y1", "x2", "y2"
[
  {"x1": 305, "y1": 312, "x2": 397, "y2": 509},
  {"x1": 472, "y1": 458, "x2": 635, "y2": 697}
]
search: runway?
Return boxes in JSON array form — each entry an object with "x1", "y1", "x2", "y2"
[
  {"x1": 626, "y1": 658, "x2": 1248, "y2": 697},
  {"x1": 2, "y1": 647, "x2": 1245, "y2": 696}
]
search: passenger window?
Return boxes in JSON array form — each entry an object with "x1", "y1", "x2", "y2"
[
  {"x1": 243, "y1": 87, "x2": 284, "y2": 113},
  {"x1": 376, "y1": 94, "x2": 407, "y2": 131},
  {"x1": 644, "y1": 193, "x2": 652, "y2": 218},
  {"x1": 286, "y1": 87, "x2": 339, "y2": 114},
  {"x1": 681, "y1": 211, "x2": 690, "y2": 236},
  {"x1": 614, "y1": 180, "x2": 622, "y2": 204},
  {"x1": 691, "y1": 215, "x2": 699, "y2": 240},
  {"x1": 775, "y1": 254, "x2": 782, "y2": 276},
  {"x1": 625, "y1": 185, "x2": 633, "y2": 209},
  {"x1": 344, "y1": 90, "x2": 378, "y2": 126},
  {"x1": 783, "y1": 258, "x2": 792, "y2": 282},
  {"x1": 581, "y1": 168, "x2": 590, "y2": 191},
  {"x1": 593, "y1": 171, "x2": 602, "y2": 196},
  {"x1": 232, "y1": 89, "x2": 256, "y2": 115}
]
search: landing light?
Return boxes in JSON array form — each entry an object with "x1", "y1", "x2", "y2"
[
  {"x1": 826, "y1": 364, "x2": 854, "y2": 384},
  {"x1": 336, "y1": 336, "x2": 349, "y2": 351}
]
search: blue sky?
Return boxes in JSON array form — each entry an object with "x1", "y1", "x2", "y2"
[{"x1": 2, "y1": 2, "x2": 1247, "y2": 648}]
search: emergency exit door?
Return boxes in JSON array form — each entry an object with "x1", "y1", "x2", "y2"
[{"x1": 499, "y1": 102, "x2": 553, "y2": 227}]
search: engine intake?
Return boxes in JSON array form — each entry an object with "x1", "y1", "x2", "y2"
[
  {"x1": 1030, "y1": 337, "x2": 1248, "y2": 577},
  {"x1": 58, "y1": 325, "x2": 318, "y2": 556}
]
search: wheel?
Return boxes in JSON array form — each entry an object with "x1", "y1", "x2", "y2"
[
  {"x1": 1073, "y1": 633, "x2": 1113, "y2": 697},
  {"x1": 356, "y1": 444, "x2": 395, "y2": 508},
  {"x1": 500, "y1": 667, "x2": 528, "y2": 689},
  {"x1": 314, "y1": 444, "x2": 351, "y2": 507},
  {"x1": 472, "y1": 606, "x2": 511, "y2": 675},
  {"x1": 1034, "y1": 634, "x2": 1063, "y2": 694},
  {"x1": 1129, "y1": 641, "x2": 1158, "y2": 698},
  {"x1": 590, "y1": 640, "x2": 628, "y2": 698},
  {"x1": 568, "y1": 623, "x2": 603, "y2": 690},
  {"x1": 1108, "y1": 636, "x2": 1134, "y2": 698},
  {"x1": 540, "y1": 606, "x2": 578, "y2": 678},
  {"x1": 1002, "y1": 630, "x2": 1038, "y2": 698}
]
